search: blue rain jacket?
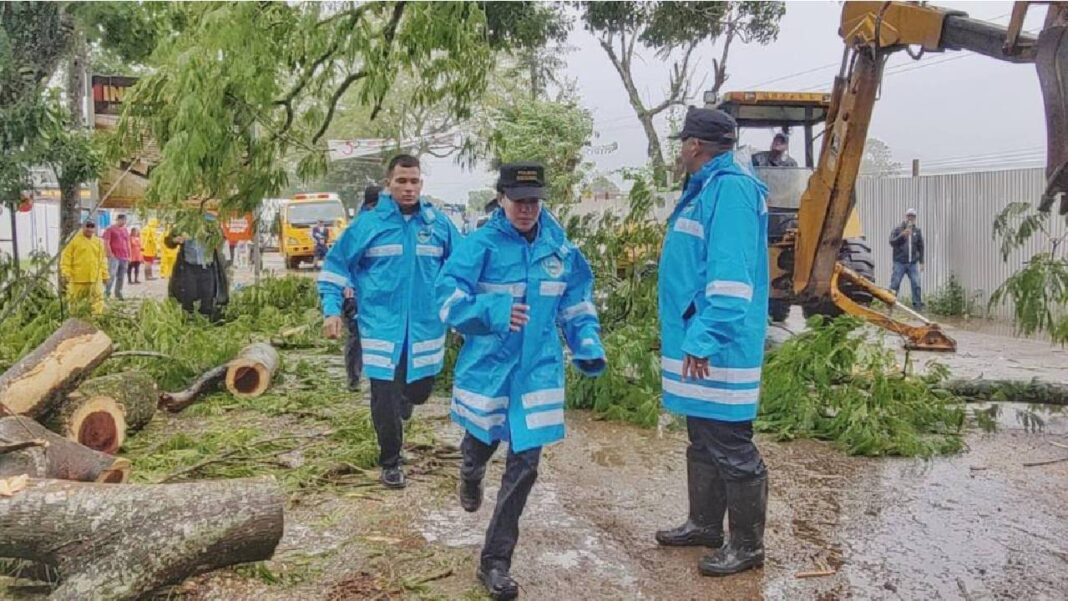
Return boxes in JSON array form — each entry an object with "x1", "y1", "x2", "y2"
[
  {"x1": 436, "y1": 209, "x2": 606, "y2": 452},
  {"x1": 659, "y1": 152, "x2": 770, "y2": 422},
  {"x1": 319, "y1": 194, "x2": 460, "y2": 382}
]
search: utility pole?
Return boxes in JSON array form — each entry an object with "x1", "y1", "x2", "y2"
[{"x1": 912, "y1": 159, "x2": 920, "y2": 177}]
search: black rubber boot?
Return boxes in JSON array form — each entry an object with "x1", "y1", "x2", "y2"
[
  {"x1": 477, "y1": 563, "x2": 519, "y2": 601},
  {"x1": 459, "y1": 477, "x2": 483, "y2": 512},
  {"x1": 699, "y1": 474, "x2": 767, "y2": 577},
  {"x1": 656, "y1": 456, "x2": 725, "y2": 548}
]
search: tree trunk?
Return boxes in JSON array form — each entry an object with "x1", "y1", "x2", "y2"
[
  {"x1": 0, "y1": 476, "x2": 284, "y2": 601},
  {"x1": 638, "y1": 112, "x2": 667, "y2": 179},
  {"x1": 59, "y1": 29, "x2": 89, "y2": 260},
  {"x1": 45, "y1": 371, "x2": 157, "y2": 454},
  {"x1": 0, "y1": 319, "x2": 113, "y2": 419},
  {"x1": 159, "y1": 364, "x2": 228, "y2": 413},
  {"x1": 946, "y1": 378, "x2": 1068, "y2": 406},
  {"x1": 75, "y1": 370, "x2": 157, "y2": 432},
  {"x1": 226, "y1": 343, "x2": 279, "y2": 398},
  {"x1": 0, "y1": 416, "x2": 129, "y2": 483}
]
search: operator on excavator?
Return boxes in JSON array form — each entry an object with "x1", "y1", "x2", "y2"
[{"x1": 751, "y1": 133, "x2": 798, "y2": 168}]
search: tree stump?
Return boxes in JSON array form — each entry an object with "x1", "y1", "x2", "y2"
[
  {"x1": 0, "y1": 476, "x2": 284, "y2": 601},
  {"x1": 226, "y1": 343, "x2": 279, "y2": 398},
  {"x1": 0, "y1": 416, "x2": 129, "y2": 483},
  {"x1": 44, "y1": 371, "x2": 159, "y2": 454},
  {"x1": 0, "y1": 319, "x2": 113, "y2": 419}
]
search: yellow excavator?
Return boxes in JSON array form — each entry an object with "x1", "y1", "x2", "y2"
[{"x1": 711, "y1": 1, "x2": 1068, "y2": 352}]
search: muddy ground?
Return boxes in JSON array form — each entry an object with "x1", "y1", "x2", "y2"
[{"x1": 16, "y1": 256, "x2": 1066, "y2": 601}]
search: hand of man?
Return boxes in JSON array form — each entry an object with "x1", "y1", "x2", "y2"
[
  {"x1": 509, "y1": 304, "x2": 530, "y2": 332},
  {"x1": 682, "y1": 354, "x2": 710, "y2": 381},
  {"x1": 323, "y1": 315, "x2": 343, "y2": 339}
]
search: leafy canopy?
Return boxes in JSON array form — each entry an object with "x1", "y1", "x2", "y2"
[{"x1": 117, "y1": 2, "x2": 522, "y2": 218}]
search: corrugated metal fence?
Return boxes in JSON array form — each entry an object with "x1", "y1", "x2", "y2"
[{"x1": 855, "y1": 168, "x2": 1064, "y2": 318}]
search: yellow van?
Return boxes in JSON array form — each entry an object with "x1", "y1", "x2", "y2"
[{"x1": 279, "y1": 193, "x2": 348, "y2": 269}]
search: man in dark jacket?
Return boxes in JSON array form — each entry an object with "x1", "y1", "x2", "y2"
[
  {"x1": 165, "y1": 215, "x2": 229, "y2": 321},
  {"x1": 889, "y1": 208, "x2": 925, "y2": 309}
]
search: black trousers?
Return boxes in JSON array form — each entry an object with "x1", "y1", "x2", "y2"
[
  {"x1": 368, "y1": 348, "x2": 433, "y2": 468},
  {"x1": 342, "y1": 297, "x2": 361, "y2": 387},
  {"x1": 173, "y1": 263, "x2": 217, "y2": 319},
  {"x1": 686, "y1": 416, "x2": 766, "y2": 482},
  {"x1": 127, "y1": 261, "x2": 141, "y2": 282},
  {"x1": 461, "y1": 432, "x2": 543, "y2": 570}
]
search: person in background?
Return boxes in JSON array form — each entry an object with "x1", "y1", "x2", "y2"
[
  {"x1": 750, "y1": 132, "x2": 798, "y2": 168},
  {"x1": 127, "y1": 227, "x2": 143, "y2": 285},
  {"x1": 142, "y1": 218, "x2": 159, "y2": 280},
  {"x1": 889, "y1": 208, "x2": 925, "y2": 310},
  {"x1": 102, "y1": 213, "x2": 131, "y2": 300},
  {"x1": 160, "y1": 222, "x2": 179, "y2": 279},
  {"x1": 657, "y1": 107, "x2": 771, "y2": 577},
  {"x1": 436, "y1": 163, "x2": 606, "y2": 600},
  {"x1": 60, "y1": 219, "x2": 109, "y2": 315},
  {"x1": 319, "y1": 155, "x2": 459, "y2": 489},
  {"x1": 312, "y1": 219, "x2": 329, "y2": 270},
  {"x1": 342, "y1": 184, "x2": 383, "y2": 392},
  {"x1": 165, "y1": 215, "x2": 229, "y2": 321}
]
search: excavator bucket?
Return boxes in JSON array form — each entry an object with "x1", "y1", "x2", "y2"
[
  {"x1": 1037, "y1": 3, "x2": 1068, "y2": 213},
  {"x1": 830, "y1": 263, "x2": 958, "y2": 352}
]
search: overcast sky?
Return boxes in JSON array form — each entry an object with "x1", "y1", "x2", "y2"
[{"x1": 415, "y1": 1, "x2": 1049, "y2": 203}]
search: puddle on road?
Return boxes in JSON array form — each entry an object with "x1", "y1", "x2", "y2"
[{"x1": 971, "y1": 402, "x2": 1067, "y2": 434}]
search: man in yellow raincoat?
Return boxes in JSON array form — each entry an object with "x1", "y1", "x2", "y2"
[
  {"x1": 60, "y1": 219, "x2": 109, "y2": 314},
  {"x1": 142, "y1": 218, "x2": 159, "y2": 280}
]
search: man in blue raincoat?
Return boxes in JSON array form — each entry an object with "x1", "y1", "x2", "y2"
[
  {"x1": 436, "y1": 163, "x2": 606, "y2": 600},
  {"x1": 655, "y1": 107, "x2": 771, "y2": 577},
  {"x1": 320, "y1": 154, "x2": 459, "y2": 489}
]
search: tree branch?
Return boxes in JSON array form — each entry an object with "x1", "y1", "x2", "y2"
[{"x1": 646, "y1": 39, "x2": 699, "y2": 117}]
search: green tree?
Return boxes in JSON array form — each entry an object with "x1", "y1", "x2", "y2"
[
  {"x1": 117, "y1": 3, "x2": 490, "y2": 224},
  {"x1": 581, "y1": 1, "x2": 785, "y2": 180},
  {"x1": 116, "y1": 1, "x2": 568, "y2": 232},
  {"x1": 990, "y1": 202, "x2": 1068, "y2": 344},
  {"x1": 472, "y1": 98, "x2": 594, "y2": 205}
]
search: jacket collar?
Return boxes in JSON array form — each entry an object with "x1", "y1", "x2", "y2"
[
  {"x1": 671, "y1": 151, "x2": 767, "y2": 220},
  {"x1": 487, "y1": 208, "x2": 569, "y2": 262},
  {"x1": 375, "y1": 193, "x2": 437, "y2": 225}
]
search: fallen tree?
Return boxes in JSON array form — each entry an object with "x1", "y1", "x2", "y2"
[
  {"x1": 159, "y1": 364, "x2": 228, "y2": 413},
  {"x1": 226, "y1": 343, "x2": 279, "y2": 399},
  {"x1": 0, "y1": 476, "x2": 284, "y2": 601},
  {"x1": 46, "y1": 371, "x2": 158, "y2": 454},
  {"x1": 0, "y1": 416, "x2": 129, "y2": 482},
  {"x1": 0, "y1": 319, "x2": 113, "y2": 420},
  {"x1": 945, "y1": 378, "x2": 1068, "y2": 406}
]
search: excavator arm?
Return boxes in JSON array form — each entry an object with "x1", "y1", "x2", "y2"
[{"x1": 791, "y1": 1, "x2": 1068, "y2": 351}]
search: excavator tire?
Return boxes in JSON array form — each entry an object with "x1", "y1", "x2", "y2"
[{"x1": 801, "y1": 237, "x2": 875, "y2": 319}]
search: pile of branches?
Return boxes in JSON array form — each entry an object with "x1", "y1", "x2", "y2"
[{"x1": 757, "y1": 316, "x2": 966, "y2": 457}]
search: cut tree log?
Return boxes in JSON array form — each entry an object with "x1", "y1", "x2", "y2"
[
  {"x1": 0, "y1": 416, "x2": 129, "y2": 483},
  {"x1": 45, "y1": 371, "x2": 158, "y2": 454},
  {"x1": 946, "y1": 378, "x2": 1068, "y2": 406},
  {"x1": 0, "y1": 319, "x2": 113, "y2": 419},
  {"x1": 226, "y1": 343, "x2": 279, "y2": 398},
  {"x1": 159, "y1": 364, "x2": 228, "y2": 413},
  {"x1": 0, "y1": 476, "x2": 284, "y2": 601}
]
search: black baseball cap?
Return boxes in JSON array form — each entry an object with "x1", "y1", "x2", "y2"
[
  {"x1": 669, "y1": 107, "x2": 737, "y2": 143},
  {"x1": 499, "y1": 162, "x2": 546, "y2": 200}
]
